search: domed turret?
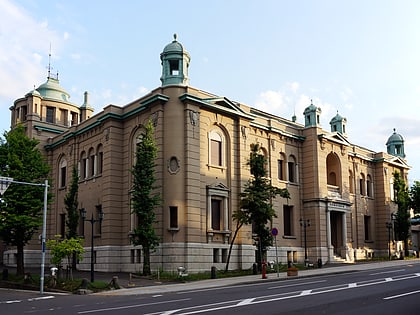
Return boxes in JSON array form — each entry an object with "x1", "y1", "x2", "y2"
[
  {"x1": 303, "y1": 100, "x2": 321, "y2": 127},
  {"x1": 386, "y1": 128, "x2": 405, "y2": 158},
  {"x1": 329, "y1": 111, "x2": 347, "y2": 136},
  {"x1": 160, "y1": 34, "x2": 191, "y2": 86}
]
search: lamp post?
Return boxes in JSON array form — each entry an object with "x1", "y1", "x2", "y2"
[
  {"x1": 300, "y1": 219, "x2": 310, "y2": 266},
  {"x1": 81, "y1": 208, "x2": 104, "y2": 283},
  {"x1": 386, "y1": 221, "x2": 393, "y2": 260}
]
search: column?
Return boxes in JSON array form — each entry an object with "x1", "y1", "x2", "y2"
[{"x1": 326, "y1": 203, "x2": 333, "y2": 263}]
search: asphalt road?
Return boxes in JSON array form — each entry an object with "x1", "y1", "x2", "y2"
[{"x1": 2, "y1": 262, "x2": 420, "y2": 314}]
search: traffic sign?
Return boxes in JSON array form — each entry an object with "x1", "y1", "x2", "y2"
[
  {"x1": 0, "y1": 177, "x2": 13, "y2": 195},
  {"x1": 271, "y1": 227, "x2": 278, "y2": 236}
]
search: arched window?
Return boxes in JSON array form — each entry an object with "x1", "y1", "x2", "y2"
[
  {"x1": 80, "y1": 151, "x2": 87, "y2": 179},
  {"x1": 366, "y1": 174, "x2": 373, "y2": 197},
  {"x1": 360, "y1": 173, "x2": 366, "y2": 195},
  {"x1": 288, "y1": 155, "x2": 297, "y2": 183},
  {"x1": 208, "y1": 130, "x2": 225, "y2": 167},
  {"x1": 326, "y1": 153, "x2": 341, "y2": 187},
  {"x1": 278, "y1": 152, "x2": 286, "y2": 181},
  {"x1": 97, "y1": 144, "x2": 103, "y2": 175},
  {"x1": 88, "y1": 147, "x2": 95, "y2": 177},
  {"x1": 349, "y1": 170, "x2": 354, "y2": 193},
  {"x1": 59, "y1": 157, "x2": 67, "y2": 188}
]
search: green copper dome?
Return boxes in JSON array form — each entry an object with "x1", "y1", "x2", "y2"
[
  {"x1": 386, "y1": 129, "x2": 404, "y2": 145},
  {"x1": 163, "y1": 34, "x2": 185, "y2": 53},
  {"x1": 386, "y1": 128, "x2": 405, "y2": 158},
  {"x1": 37, "y1": 77, "x2": 71, "y2": 103}
]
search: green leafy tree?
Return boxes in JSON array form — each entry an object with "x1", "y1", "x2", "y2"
[
  {"x1": 64, "y1": 166, "x2": 79, "y2": 269},
  {"x1": 130, "y1": 120, "x2": 161, "y2": 275},
  {"x1": 0, "y1": 125, "x2": 50, "y2": 275},
  {"x1": 393, "y1": 171, "x2": 411, "y2": 256},
  {"x1": 47, "y1": 235, "x2": 84, "y2": 280},
  {"x1": 409, "y1": 180, "x2": 420, "y2": 215},
  {"x1": 233, "y1": 143, "x2": 289, "y2": 270}
]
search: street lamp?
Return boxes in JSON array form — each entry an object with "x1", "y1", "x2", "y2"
[
  {"x1": 386, "y1": 221, "x2": 393, "y2": 260},
  {"x1": 300, "y1": 219, "x2": 310, "y2": 266},
  {"x1": 81, "y1": 208, "x2": 104, "y2": 283}
]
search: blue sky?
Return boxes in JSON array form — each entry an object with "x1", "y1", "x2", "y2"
[{"x1": 1, "y1": 0, "x2": 420, "y2": 183}]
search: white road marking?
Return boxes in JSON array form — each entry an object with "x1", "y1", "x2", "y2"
[
  {"x1": 77, "y1": 298, "x2": 191, "y2": 314},
  {"x1": 370, "y1": 269, "x2": 405, "y2": 275},
  {"x1": 384, "y1": 289, "x2": 420, "y2": 300}
]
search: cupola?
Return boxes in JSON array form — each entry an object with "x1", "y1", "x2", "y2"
[
  {"x1": 329, "y1": 111, "x2": 347, "y2": 136},
  {"x1": 303, "y1": 100, "x2": 321, "y2": 127},
  {"x1": 160, "y1": 34, "x2": 191, "y2": 86},
  {"x1": 386, "y1": 128, "x2": 405, "y2": 158}
]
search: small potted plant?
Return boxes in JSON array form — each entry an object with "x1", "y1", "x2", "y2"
[{"x1": 287, "y1": 266, "x2": 298, "y2": 276}]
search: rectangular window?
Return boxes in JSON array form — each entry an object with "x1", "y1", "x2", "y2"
[
  {"x1": 79, "y1": 209, "x2": 85, "y2": 237},
  {"x1": 283, "y1": 205, "x2": 293, "y2": 236},
  {"x1": 169, "y1": 206, "x2": 178, "y2": 229},
  {"x1": 288, "y1": 162, "x2": 295, "y2": 183},
  {"x1": 46, "y1": 106, "x2": 55, "y2": 123},
  {"x1": 60, "y1": 166, "x2": 67, "y2": 187},
  {"x1": 169, "y1": 60, "x2": 179, "y2": 75},
  {"x1": 21, "y1": 106, "x2": 27, "y2": 121},
  {"x1": 60, "y1": 109, "x2": 68, "y2": 126},
  {"x1": 211, "y1": 199, "x2": 221, "y2": 230},
  {"x1": 278, "y1": 159, "x2": 284, "y2": 180},
  {"x1": 60, "y1": 213, "x2": 66, "y2": 238},
  {"x1": 211, "y1": 140, "x2": 222, "y2": 166},
  {"x1": 213, "y1": 248, "x2": 220, "y2": 263},
  {"x1": 364, "y1": 215, "x2": 371, "y2": 241},
  {"x1": 71, "y1": 112, "x2": 78, "y2": 125}
]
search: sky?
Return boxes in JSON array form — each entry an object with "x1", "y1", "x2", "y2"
[{"x1": 1, "y1": 0, "x2": 420, "y2": 183}]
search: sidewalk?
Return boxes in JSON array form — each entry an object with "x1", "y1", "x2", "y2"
[{"x1": 95, "y1": 258, "x2": 420, "y2": 296}]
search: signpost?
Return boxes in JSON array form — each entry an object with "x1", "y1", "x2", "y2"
[
  {"x1": 271, "y1": 227, "x2": 279, "y2": 277},
  {"x1": 0, "y1": 176, "x2": 49, "y2": 294}
]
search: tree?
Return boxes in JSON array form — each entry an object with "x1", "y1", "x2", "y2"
[
  {"x1": 409, "y1": 180, "x2": 420, "y2": 215},
  {"x1": 0, "y1": 125, "x2": 50, "y2": 275},
  {"x1": 47, "y1": 235, "x2": 84, "y2": 280},
  {"x1": 64, "y1": 166, "x2": 79, "y2": 269},
  {"x1": 393, "y1": 171, "x2": 411, "y2": 256},
  {"x1": 226, "y1": 143, "x2": 289, "y2": 271},
  {"x1": 130, "y1": 120, "x2": 161, "y2": 275}
]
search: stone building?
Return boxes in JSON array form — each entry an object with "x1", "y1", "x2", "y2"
[{"x1": 4, "y1": 35, "x2": 410, "y2": 272}]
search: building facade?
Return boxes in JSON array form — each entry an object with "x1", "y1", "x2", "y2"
[{"x1": 4, "y1": 35, "x2": 410, "y2": 273}]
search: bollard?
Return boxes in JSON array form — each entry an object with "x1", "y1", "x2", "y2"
[
  {"x1": 262, "y1": 260, "x2": 267, "y2": 279},
  {"x1": 252, "y1": 263, "x2": 258, "y2": 275},
  {"x1": 317, "y1": 258, "x2": 322, "y2": 268},
  {"x1": 211, "y1": 266, "x2": 217, "y2": 279}
]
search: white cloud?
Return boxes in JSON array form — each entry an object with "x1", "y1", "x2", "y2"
[
  {"x1": 63, "y1": 32, "x2": 70, "y2": 40},
  {"x1": 0, "y1": 0, "x2": 62, "y2": 101}
]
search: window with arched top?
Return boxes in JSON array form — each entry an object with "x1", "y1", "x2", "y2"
[
  {"x1": 88, "y1": 147, "x2": 95, "y2": 177},
  {"x1": 349, "y1": 170, "x2": 354, "y2": 193},
  {"x1": 97, "y1": 144, "x2": 103, "y2": 175},
  {"x1": 80, "y1": 151, "x2": 87, "y2": 179},
  {"x1": 59, "y1": 157, "x2": 67, "y2": 188},
  {"x1": 278, "y1": 152, "x2": 286, "y2": 181},
  {"x1": 288, "y1": 155, "x2": 297, "y2": 183},
  {"x1": 326, "y1": 153, "x2": 341, "y2": 187},
  {"x1": 360, "y1": 173, "x2": 366, "y2": 195},
  {"x1": 366, "y1": 174, "x2": 373, "y2": 197},
  {"x1": 208, "y1": 130, "x2": 225, "y2": 167}
]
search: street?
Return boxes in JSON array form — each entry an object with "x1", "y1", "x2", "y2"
[{"x1": 2, "y1": 261, "x2": 420, "y2": 314}]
